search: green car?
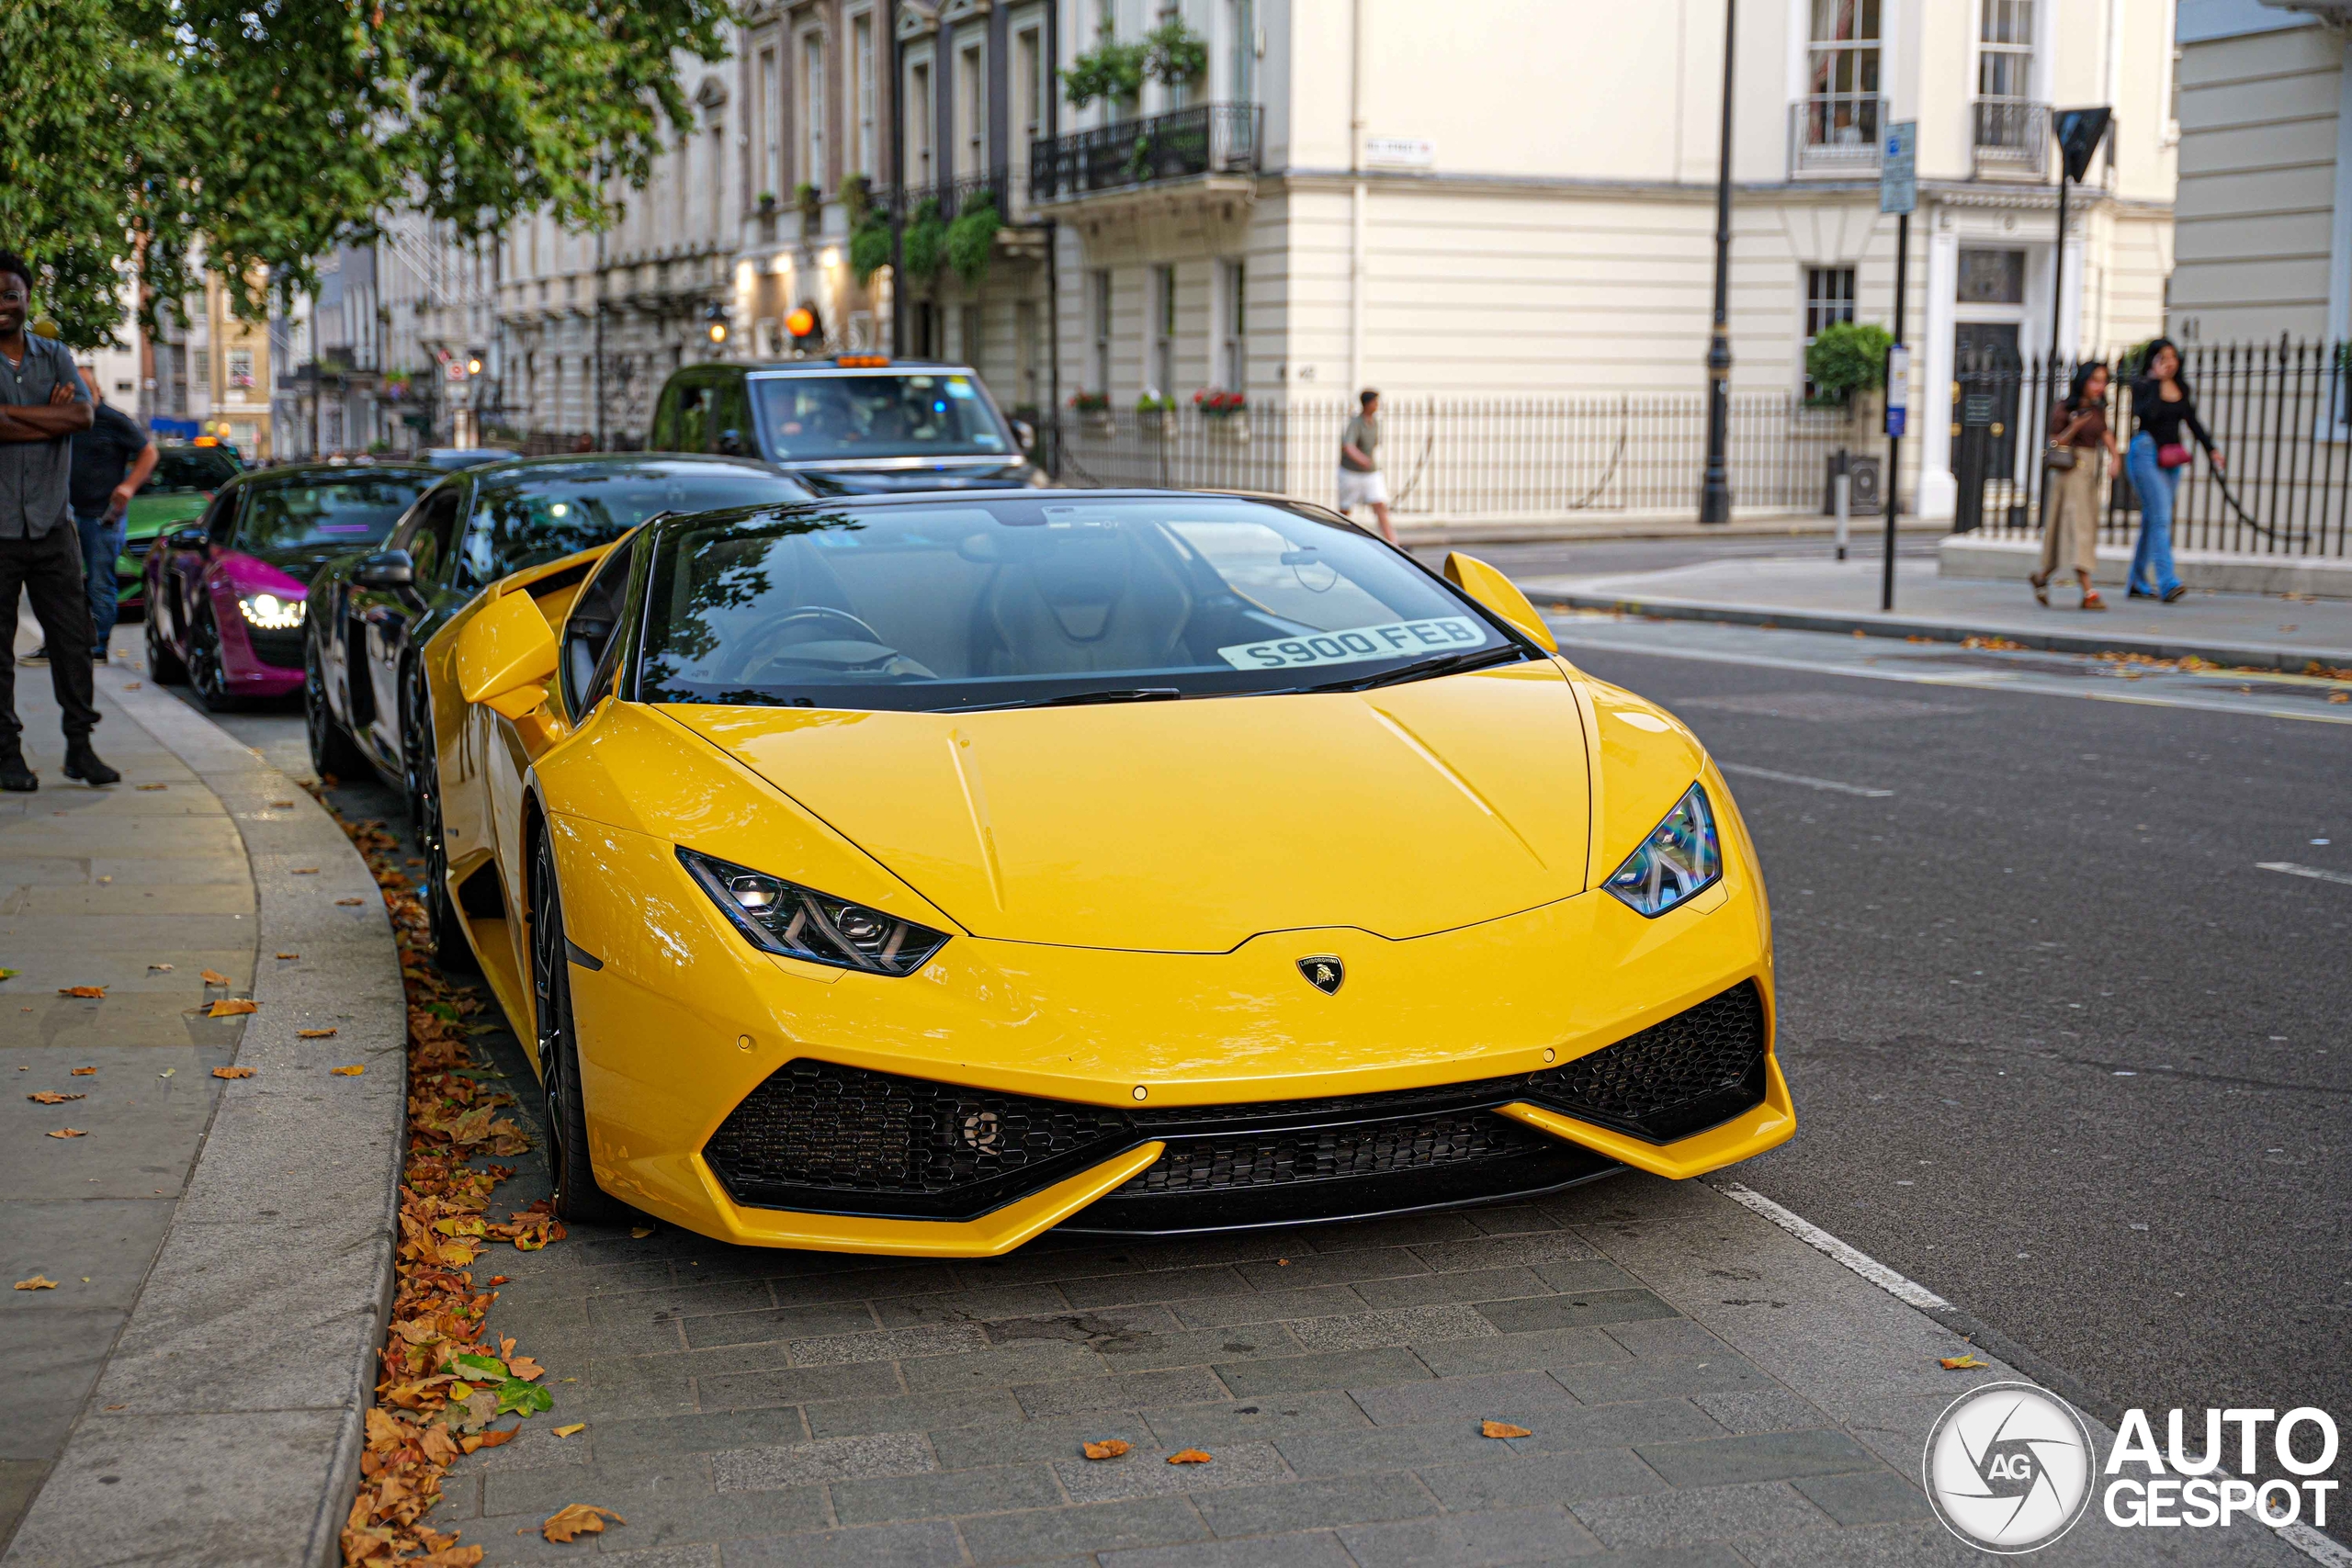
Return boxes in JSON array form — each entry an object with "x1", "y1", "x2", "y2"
[{"x1": 119, "y1": 444, "x2": 244, "y2": 619}]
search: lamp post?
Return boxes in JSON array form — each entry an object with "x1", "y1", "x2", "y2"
[{"x1": 1698, "y1": 0, "x2": 1736, "y2": 525}]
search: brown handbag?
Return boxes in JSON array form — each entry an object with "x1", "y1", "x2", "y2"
[{"x1": 2043, "y1": 444, "x2": 2077, "y2": 471}]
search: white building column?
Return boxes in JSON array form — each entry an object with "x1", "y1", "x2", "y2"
[{"x1": 1917, "y1": 215, "x2": 1959, "y2": 519}]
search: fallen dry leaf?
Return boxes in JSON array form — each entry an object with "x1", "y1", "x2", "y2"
[
  {"x1": 28, "y1": 1091, "x2": 85, "y2": 1103},
  {"x1": 506, "y1": 1356, "x2": 544, "y2": 1382},
  {"x1": 59, "y1": 986, "x2": 104, "y2": 998},
  {"x1": 135, "y1": 783, "x2": 166, "y2": 791},
  {"x1": 16, "y1": 1276, "x2": 58, "y2": 1290},
  {"x1": 552, "y1": 1424, "x2": 585, "y2": 1438},
  {"x1": 269, "y1": 798, "x2": 294, "y2": 807},
  {"x1": 207, "y1": 998, "x2": 258, "y2": 1018},
  {"x1": 540, "y1": 1506, "x2": 623, "y2": 1544},
  {"x1": 628, "y1": 1226, "x2": 654, "y2": 1239},
  {"x1": 46, "y1": 1128, "x2": 86, "y2": 1138},
  {"x1": 123, "y1": 681, "x2": 140, "y2": 689},
  {"x1": 1480, "y1": 1420, "x2": 1533, "y2": 1439},
  {"x1": 292, "y1": 867, "x2": 321, "y2": 874},
  {"x1": 336, "y1": 897, "x2": 366, "y2": 906},
  {"x1": 199, "y1": 968, "x2": 232, "y2": 986},
  {"x1": 70, "y1": 1066, "x2": 95, "y2": 1076},
  {"x1": 1166, "y1": 1450, "x2": 1213, "y2": 1465},
  {"x1": 148, "y1": 963, "x2": 174, "y2": 972},
  {"x1": 332, "y1": 1065, "x2": 365, "y2": 1076},
  {"x1": 277, "y1": 952, "x2": 300, "y2": 960},
  {"x1": 1081, "y1": 1438, "x2": 1130, "y2": 1461},
  {"x1": 212, "y1": 1066, "x2": 256, "y2": 1079},
  {"x1": 1939, "y1": 1355, "x2": 1989, "y2": 1371},
  {"x1": 298, "y1": 1028, "x2": 338, "y2": 1038}
]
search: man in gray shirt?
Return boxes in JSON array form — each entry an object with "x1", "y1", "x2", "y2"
[{"x1": 0, "y1": 252, "x2": 117, "y2": 789}]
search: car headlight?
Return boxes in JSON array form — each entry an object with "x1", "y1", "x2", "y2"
[
  {"x1": 1603, "y1": 783, "x2": 1722, "y2": 917},
  {"x1": 678, "y1": 847, "x2": 949, "y2": 975},
  {"x1": 238, "y1": 592, "x2": 306, "y2": 629}
]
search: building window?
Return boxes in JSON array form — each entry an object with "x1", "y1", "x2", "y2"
[
  {"x1": 1977, "y1": 0, "x2": 2034, "y2": 101},
  {"x1": 193, "y1": 347, "x2": 209, "y2": 383},
  {"x1": 854, "y1": 13, "x2": 877, "y2": 176},
  {"x1": 1227, "y1": 0, "x2": 1254, "y2": 103},
  {"x1": 1803, "y1": 0, "x2": 1881, "y2": 148},
  {"x1": 800, "y1": 33, "x2": 829, "y2": 192},
  {"x1": 1150, "y1": 265, "x2": 1175, "y2": 398},
  {"x1": 1091, "y1": 269, "x2": 1113, "y2": 395},
  {"x1": 1957, "y1": 249, "x2": 2027, "y2": 305},
  {"x1": 956, "y1": 42, "x2": 985, "y2": 179},
  {"x1": 1015, "y1": 28, "x2": 1042, "y2": 203},
  {"x1": 228, "y1": 349, "x2": 254, "y2": 389},
  {"x1": 909, "y1": 60, "x2": 934, "y2": 187},
  {"x1": 1801, "y1": 266, "x2": 1854, "y2": 398},
  {"x1": 759, "y1": 49, "x2": 781, "y2": 199},
  {"x1": 1219, "y1": 260, "x2": 1247, "y2": 389}
]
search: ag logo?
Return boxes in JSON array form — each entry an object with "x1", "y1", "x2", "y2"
[
  {"x1": 1296, "y1": 955, "x2": 1344, "y2": 995},
  {"x1": 1924, "y1": 1381, "x2": 2095, "y2": 1553}
]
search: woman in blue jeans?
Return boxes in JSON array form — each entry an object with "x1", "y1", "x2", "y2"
[{"x1": 2123, "y1": 339, "x2": 2222, "y2": 603}]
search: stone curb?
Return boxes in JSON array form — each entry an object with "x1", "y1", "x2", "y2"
[
  {"x1": 1535, "y1": 589, "x2": 2352, "y2": 673},
  {"x1": 3, "y1": 671, "x2": 408, "y2": 1568}
]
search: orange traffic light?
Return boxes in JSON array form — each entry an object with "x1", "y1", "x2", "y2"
[{"x1": 785, "y1": 306, "x2": 818, "y2": 340}]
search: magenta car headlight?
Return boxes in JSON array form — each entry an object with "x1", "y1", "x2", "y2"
[{"x1": 237, "y1": 592, "x2": 306, "y2": 629}]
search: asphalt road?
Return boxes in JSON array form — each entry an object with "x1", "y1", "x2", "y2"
[{"x1": 162, "y1": 614, "x2": 2350, "y2": 1507}]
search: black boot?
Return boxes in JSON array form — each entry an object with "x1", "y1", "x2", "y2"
[
  {"x1": 62, "y1": 739, "x2": 119, "y2": 787},
  {"x1": 0, "y1": 740, "x2": 34, "y2": 793}
]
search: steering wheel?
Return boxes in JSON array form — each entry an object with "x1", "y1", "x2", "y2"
[{"x1": 718, "y1": 606, "x2": 889, "y2": 682}]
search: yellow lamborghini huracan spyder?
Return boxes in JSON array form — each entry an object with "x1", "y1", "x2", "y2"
[{"x1": 419, "y1": 490, "x2": 1791, "y2": 1255}]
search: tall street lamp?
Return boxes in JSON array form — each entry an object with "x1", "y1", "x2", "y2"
[{"x1": 1698, "y1": 0, "x2": 1736, "y2": 525}]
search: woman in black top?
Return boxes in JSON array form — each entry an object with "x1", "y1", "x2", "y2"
[{"x1": 2121, "y1": 339, "x2": 2223, "y2": 603}]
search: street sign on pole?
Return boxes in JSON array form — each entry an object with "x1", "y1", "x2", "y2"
[
  {"x1": 1880, "y1": 121, "x2": 1917, "y2": 216},
  {"x1": 1884, "y1": 344, "x2": 1910, "y2": 438}
]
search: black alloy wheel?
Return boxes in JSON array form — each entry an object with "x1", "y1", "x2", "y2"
[
  {"x1": 531, "y1": 831, "x2": 623, "y2": 1224},
  {"x1": 304, "y1": 636, "x2": 369, "y2": 783},
  {"x1": 144, "y1": 612, "x2": 187, "y2": 685},
  {"x1": 187, "y1": 605, "x2": 236, "y2": 712},
  {"x1": 414, "y1": 688, "x2": 479, "y2": 976}
]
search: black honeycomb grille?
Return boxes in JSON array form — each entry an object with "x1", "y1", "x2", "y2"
[
  {"x1": 1522, "y1": 982, "x2": 1766, "y2": 1142},
  {"x1": 1114, "y1": 1111, "x2": 1546, "y2": 1196}
]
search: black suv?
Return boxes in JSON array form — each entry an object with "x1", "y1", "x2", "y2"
[{"x1": 646, "y1": 356, "x2": 1046, "y2": 494}]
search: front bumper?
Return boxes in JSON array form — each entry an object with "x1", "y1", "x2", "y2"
[{"x1": 549, "y1": 803, "x2": 1787, "y2": 1256}]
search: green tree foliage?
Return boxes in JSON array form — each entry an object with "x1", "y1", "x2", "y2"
[
  {"x1": 945, "y1": 195, "x2": 1001, "y2": 286},
  {"x1": 1804, "y1": 321, "x2": 1895, "y2": 403},
  {"x1": 0, "y1": 0, "x2": 730, "y2": 347}
]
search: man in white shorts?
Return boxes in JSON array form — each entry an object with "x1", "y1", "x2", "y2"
[{"x1": 1337, "y1": 389, "x2": 1396, "y2": 543}]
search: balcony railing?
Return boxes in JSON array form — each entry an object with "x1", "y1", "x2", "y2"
[
  {"x1": 1972, "y1": 98, "x2": 2049, "y2": 175},
  {"x1": 1788, "y1": 95, "x2": 1883, "y2": 176},
  {"x1": 1029, "y1": 102, "x2": 1263, "y2": 205},
  {"x1": 890, "y1": 166, "x2": 1022, "y2": 222}
]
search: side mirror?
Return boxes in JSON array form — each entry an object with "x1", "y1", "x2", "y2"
[
  {"x1": 166, "y1": 525, "x2": 209, "y2": 552},
  {"x1": 355, "y1": 548, "x2": 415, "y2": 590},
  {"x1": 1442, "y1": 552, "x2": 1558, "y2": 654},
  {"x1": 716, "y1": 427, "x2": 748, "y2": 457},
  {"x1": 1011, "y1": 419, "x2": 1037, "y2": 453},
  {"x1": 455, "y1": 590, "x2": 559, "y2": 720}
]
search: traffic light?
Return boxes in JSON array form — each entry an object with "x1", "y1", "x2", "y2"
[
  {"x1": 786, "y1": 303, "x2": 824, "y2": 354},
  {"x1": 703, "y1": 301, "x2": 730, "y2": 345}
]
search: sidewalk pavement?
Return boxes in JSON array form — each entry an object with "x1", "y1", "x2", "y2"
[
  {"x1": 1393, "y1": 511, "x2": 1947, "y2": 550},
  {"x1": 1521, "y1": 553, "x2": 2352, "y2": 672},
  {"x1": 0, "y1": 630, "x2": 409, "y2": 1567}
]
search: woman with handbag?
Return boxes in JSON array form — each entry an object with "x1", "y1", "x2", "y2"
[
  {"x1": 2032, "y1": 361, "x2": 2119, "y2": 610},
  {"x1": 2123, "y1": 339, "x2": 2222, "y2": 603}
]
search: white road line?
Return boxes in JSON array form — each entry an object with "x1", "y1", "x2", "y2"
[
  {"x1": 1711, "y1": 1179, "x2": 1952, "y2": 1312},
  {"x1": 2258, "y1": 861, "x2": 2352, "y2": 887},
  {"x1": 1718, "y1": 762, "x2": 1894, "y2": 799},
  {"x1": 1714, "y1": 1178, "x2": 2352, "y2": 1568}
]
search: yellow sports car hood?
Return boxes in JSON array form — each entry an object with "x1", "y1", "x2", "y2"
[{"x1": 658, "y1": 661, "x2": 1592, "y2": 953}]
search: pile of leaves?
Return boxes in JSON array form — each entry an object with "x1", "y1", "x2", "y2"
[{"x1": 321, "y1": 812, "x2": 565, "y2": 1568}]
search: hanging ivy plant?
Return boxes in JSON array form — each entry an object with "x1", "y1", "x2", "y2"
[
  {"x1": 1062, "y1": 24, "x2": 1147, "y2": 108},
  {"x1": 793, "y1": 181, "x2": 824, "y2": 232},
  {"x1": 901, "y1": 198, "x2": 946, "y2": 281},
  {"x1": 945, "y1": 194, "x2": 1001, "y2": 286},
  {"x1": 849, "y1": 210, "x2": 893, "y2": 286},
  {"x1": 1144, "y1": 18, "x2": 1207, "y2": 87},
  {"x1": 837, "y1": 174, "x2": 873, "y2": 231}
]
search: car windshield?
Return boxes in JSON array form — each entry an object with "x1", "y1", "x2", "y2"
[
  {"x1": 150, "y1": 447, "x2": 243, "y2": 495},
  {"x1": 750, "y1": 371, "x2": 1012, "y2": 462},
  {"x1": 236, "y1": 476, "x2": 435, "y2": 550},
  {"x1": 461, "y1": 465, "x2": 808, "y2": 583},
  {"x1": 636, "y1": 496, "x2": 1526, "y2": 714}
]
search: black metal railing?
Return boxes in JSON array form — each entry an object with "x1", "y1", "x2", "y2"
[
  {"x1": 1952, "y1": 340, "x2": 2352, "y2": 557},
  {"x1": 1045, "y1": 395, "x2": 1857, "y2": 516},
  {"x1": 1029, "y1": 103, "x2": 1263, "y2": 204},
  {"x1": 1788, "y1": 95, "x2": 1883, "y2": 176},
  {"x1": 890, "y1": 166, "x2": 1019, "y2": 222},
  {"x1": 1972, "y1": 98, "x2": 2048, "y2": 174}
]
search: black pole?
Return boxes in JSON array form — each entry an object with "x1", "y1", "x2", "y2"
[
  {"x1": 2041, "y1": 168, "x2": 2071, "y2": 536},
  {"x1": 1698, "y1": 0, "x2": 1736, "y2": 525},
  {"x1": 1881, "y1": 209, "x2": 1907, "y2": 612},
  {"x1": 594, "y1": 228, "x2": 606, "y2": 451}
]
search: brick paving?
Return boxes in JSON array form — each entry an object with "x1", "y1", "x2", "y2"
[{"x1": 442, "y1": 1071, "x2": 1952, "y2": 1568}]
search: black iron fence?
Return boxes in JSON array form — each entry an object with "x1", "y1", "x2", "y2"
[
  {"x1": 1047, "y1": 395, "x2": 1857, "y2": 515},
  {"x1": 1954, "y1": 341, "x2": 2352, "y2": 557},
  {"x1": 1029, "y1": 103, "x2": 1263, "y2": 204}
]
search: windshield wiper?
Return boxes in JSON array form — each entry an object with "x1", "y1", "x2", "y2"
[
  {"x1": 1308, "y1": 646, "x2": 1528, "y2": 694},
  {"x1": 962, "y1": 686, "x2": 1185, "y2": 713}
]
